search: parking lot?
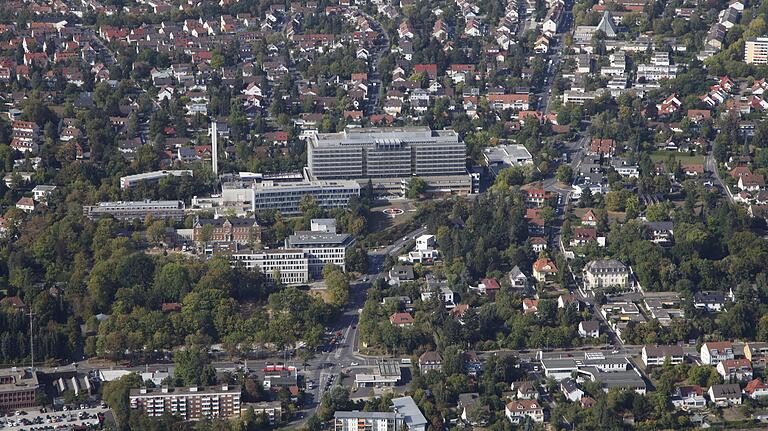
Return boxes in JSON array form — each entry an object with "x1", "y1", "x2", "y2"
[{"x1": 0, "y1": 406, "x2": 108, "y2": 430}]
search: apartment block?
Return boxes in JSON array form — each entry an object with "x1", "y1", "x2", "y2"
[
  {"x1": 252, "y1": 179, "x2": 361, "y2": 215},
  {"x1": 83, "y1": 200, "x2": 186, "y2": 221},
  {"x1": 745, "y1": 37, "x2": 768, "y2": 64},
  {"x1": 129, "y1": 385, "x2": 241, "y2": 421},
  {"x1": 307, "y1": 127, "x2": 471, "y2": 194},
  {"x1": 334, "y1": 411, "x2": 404, "y2": 431},
  {"x1": 230, "y1": 249, "x2": 310, "y2": 284}
]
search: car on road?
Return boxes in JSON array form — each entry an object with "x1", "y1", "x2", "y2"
[
  {"x1": 350, "y1": 362, "x2": 359, "y2": 366},
  {"x1": 612, "y1": 349, "x2": 620, "y2": 354}
]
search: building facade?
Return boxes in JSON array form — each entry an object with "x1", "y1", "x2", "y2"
[
  {"x1": 193, "y1": 218, "x2": 261, "y2": 245},
  {"x1": 307, "y1": 127, "x2": 471, "y2": 194},
  {"x1": 230, "y1": 249, "x2": 310, "y2": 284},
  {"x1": 251, "y1": 179, "x2": 361, "y2": 215},
  {"x1": 334, "y1": 411, "x2": 405, "y2": 431},
  {"x1": 83, "y1": 200, "x2": 186, "y2": 221},
  {"x1": 745, "y1": 37, "x2": 768, "y2": 64},
  {"x1": 129, "y1": 385, "x2": 241, "y2": 421}
]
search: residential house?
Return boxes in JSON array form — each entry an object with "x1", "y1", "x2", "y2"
[
  {"x1": 582, "y1": 259, "x2": 630, "y2": 290},
  {"x1": 716, "y1": 359, "x2": 753, "y2": 381},
  {"x1": 643, "y1": 221, "x2": 674, "y2": 245},
  {"x1": 672, "y1": 385, "x2": 706, "y2": 410},
  {"x1": 511, "y1": 381, "x2": 538, "y2": 400},
  {"x1": 388, "y1": 265, "x2": 415, "y2": 286},
  {"x1": 419, "y1": 351, "x2": 443, "y2": 373},
  {"x1": 701, "y1": 341, "x2": 735, "y2": 365},
  {"x1": 458, "y1": 393, "x2": 489, "y2": 426},
  {"x1": 693, "y1": 291, "x2": 726, "y2": 312},
  {"x1": 738, "y1": 174, "x2": 765, "y2": 191},
  {"x1": 532, "y1": 257, "x2": 557, "y2": 282},
  {"x1": 642, "y1": 345, "x2": 685, "y2": 367},
  {"x1": 504, "y1": 400, "x2": 544, "y2": 423},
  {"x1": 581, "y1": 209, "x2": 598, "y2": 226},
  {"x1": 561, "y1": 378, "x2": 584, "y2": 402},
  {"x1": 557, "y1": 294, "x2": 580, "y2": 310},
  {"x1": 708, "y1": 384, "x2": 742, "y2": 406},
  {"x1": 16, "y1": 197, "x2": 35, "y2": 212},
  {"x1": 745, "y1": 378, "x2": 768, "y2": 399},
  {"x1": 578, "y1": 320, "x2": 600, "y2": 338},
  {"x1": 745, "y1": 342, "x2": 768, "y2": 369},
  {"x1": 522, "y1": 299, "x2": 539, "y2": 314},
  {"x1": 389, "y1": 312, "x2": 414, "y2": 327},
  {"x1": 508, "y1": 266, "x2": 529, "y2": 290}
]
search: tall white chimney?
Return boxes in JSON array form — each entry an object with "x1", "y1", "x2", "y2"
[{"x1": 211, "y1": 120, "x2": 218, "y2": 176}]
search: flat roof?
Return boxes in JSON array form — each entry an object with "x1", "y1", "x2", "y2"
[
  {"x1": 287, "y1": 232, "x2": 353, "y2": 247},
  {"x1": 311, "y1": 127, "x2": 459, "y2": 148},
  {"x1": 392, "y1": 396, "x2": 428, "y2": 428},
  {"x1": 334, "y1": 411, "x2": 403, "y2": 420}
]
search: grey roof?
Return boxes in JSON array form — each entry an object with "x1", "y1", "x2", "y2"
[
  {"x1": 310, "y1": 126, "x2": 458, "y2": 148},
  {"x1": 710, "y1": 383, "x2": 741, "y2": 398},
  {"x1": 584, "y1": 259, "x2": 628, "y2": 273},
  {"x1": 561, "y1": 378, "x2": 580, "y2": 393},
  {"x1": 580, "y1": 320, "x2": 600, "y2": 332},
  {"x1": 391, "y1": 396, "x2": 428, "y2": 428},
  {"x1": 195, "y1": 218, "x2": 259, "y2": 227},
  {"x1": 644, "y1": 221, "x2": 674, "y2": 231},
  {"x1": 643, "y1": 344, "x2": 684, "y2": 357},
  {"x1": 286, "y1": 232, "x2": 353, "y2": 247},
  {"x1": 509, "y1": 265, "x2": 527, "y2": 279},
  {"x1": 585, "y1": 367, "x2": 645, "y2": 390},
  {"x1": 458, "y1": 392, "x2": 480, "y2": 407},
  {"x1": 694, "y1": 291, "x2": 725, "y2": 303},
  {"x1": 596, "y1": 11, "x2": 618, "y2": 37}
]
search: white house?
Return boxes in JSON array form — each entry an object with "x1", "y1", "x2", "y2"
[
  {"x1": 701, "y1": 341, "x2": 735, "y2": 365},
  {"x1": 578, "y1": 320, "x2": 600, "y2": 338}
]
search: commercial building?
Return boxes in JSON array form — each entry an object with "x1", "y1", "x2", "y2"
[
  {"x1": 483, "y1": 144, "x2": 533, "y2": 177},
  {"x1": 83, "y1": 200, "x2": 186, "y2": 221},
  {"x1": 230, "y1": 249, "x2": 310, "y2": 284},
  {"x1": 334, "y1": 411, "x2": 404, "y2": 431},
  {"x1": 355, "y1": 360, "x2": 402, "y2": 387},
  {"x1": 285, "y1": 231, "x2": 355, "y2": 277},
  {"x1": 192, "y1": 175, "x2": 360, "y2": 217},
  {"x1": 307, "y1": 127, "x2": 472, "y2": 195},
  {"x1": 0, "y1": 369, "x2": 40, "y2": 410},
  {"x1": 120, "y1": 170, "x2": 193, "y2": 189},
  {"x1": 129, "y1": 384, "x2": 241, "y2": 421},
  {"x1": 745, "y1": 37, "x2": 768, "y2": 64},
  {"x1": 582, "y1": 259, "x2": 631, "y2": 290}
]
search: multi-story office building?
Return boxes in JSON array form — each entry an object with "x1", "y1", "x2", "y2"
[
  {"x1": 120, "y1": 170, "x2": 193, "y2": 189},
  {"x1": 83, "y1": 200, "x2": 186, "y2": 221},
  {"x1": 230, "y1": 249, "x2": 310, "y2": 284},
  {"x1": 582, "y1": 259, "x2": 630, "y2": 290},
  {"x1": 307, "y1": 127, "x2": 471, "y2": 194},
  {"x1": 334, "y1": 411, "x2": 405, "y2": 431},
  {"x1": 252, "y1": 179, "x2": 361, "y2": 215},
  {"x1": 745, "y1": 37, "x2": 768, "y2": 64},
  {"x1": 285, "y1": 231, "x2": 355, "y2": 277},
  {"x1": 129, "y1": 385, "x2": 241, "y2": 421},
  {"x1": 0, "y1": 369, "x2": 40, "y2": 410}
]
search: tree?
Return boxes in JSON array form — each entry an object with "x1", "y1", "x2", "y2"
[
  {"x1": 407, "y1": 177, "x2": 427, "y2": 199},
  {"x1": 102, "y1": 373, "x2": 143, "y2": 430},
  {"x1": 556, "y1": 165, "x2": 574, "y2": 183},
  {"x1": 146, "y1": 220, "x2": 166, "y2": 245},
  {"x1": 323, "y1": 264, "x2": 350, "y2": 307},
  {"x1": 174, "y1": 347, "x2": 215, "y2": 386}
]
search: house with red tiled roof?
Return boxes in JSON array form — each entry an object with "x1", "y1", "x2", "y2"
[
  {"x1": 532, "y1": 257, "x2": 557, "y2": 282},
  {"x1": 581, "y1": 209, "x2": 598, "y2": 226},
  {"x1": 389, "y1": 312, "x2": 414, "y2": 327},
  {"x1": 745, "y1": 378, "x2": 768, "y2": 399},
  {"x1": 522, "y1": 298, "x2": 539, "y2": 314},
  {"x1": 657, "y1": 94, "x2": 682, "y2": 115}
]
